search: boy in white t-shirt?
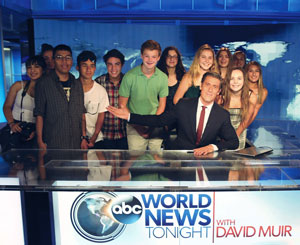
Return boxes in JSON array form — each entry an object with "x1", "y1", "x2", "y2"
[{"x1": 77, "y1": 51, "x2": 109, "y2": 149}]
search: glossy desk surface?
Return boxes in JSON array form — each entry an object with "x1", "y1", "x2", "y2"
[{"x1": 1, "y1": 148, "x2": 300, "y2": 191}]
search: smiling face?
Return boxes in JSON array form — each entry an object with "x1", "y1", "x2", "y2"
[
  {"x1": 230, "y1": 69, "x2": 244, "y2": 92},
  {"x1": 141, "y1": 49, "x2": 160, "y2": 70},
  {"x1": 54, "y1": 50, "x2": 73, "y2": 75},
  {"x1": 200, "y1": 75, "x2": 221, "y2": 105},
  {"x1": 106, "y1": 57, "x2": 123, "y2": 80},
  {"x1": 218, "y1": 50, "x2": 230, "y2": 68},
  {"x1": 247, "y1": 64, "x2": 260, "y2": 83},
  {"x1": 166, "y1": 49, "x2": 178, "y2": 69},
  {"x1": 26, "y1": 63, "x2": 43, "y2": 81},
  {"x1": 199, "y1": 49, "x2": 214, "y2": 71},
  {"x1": 77, "y1": 59, "x2": 96, "y2": 80}
]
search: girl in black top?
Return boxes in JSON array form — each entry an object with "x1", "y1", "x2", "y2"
[{"x1": 157, "y1": 46, "x2": 186, "y2": 111}]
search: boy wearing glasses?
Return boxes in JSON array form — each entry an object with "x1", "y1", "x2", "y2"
[
  {"x1": 34, "y1": 44, "x2": 85, "y2": 149},
  {"x1": 77, "y1": 51, "x2": 109, "y2": 149}
]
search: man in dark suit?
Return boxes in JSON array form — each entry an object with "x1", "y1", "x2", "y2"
[{"x1": 108, "y1": 72, "x2": 239, "y2": 156}]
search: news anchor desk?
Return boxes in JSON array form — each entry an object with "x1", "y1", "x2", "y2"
[{"x1": 1, "y1": 148, "x2": 300, "y2": 245}]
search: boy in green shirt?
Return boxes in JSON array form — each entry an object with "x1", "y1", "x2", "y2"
[{"x1": 119, "y1": 40, "x2": 168, "y2": 151}]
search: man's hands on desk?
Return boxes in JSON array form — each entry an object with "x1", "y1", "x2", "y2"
[
  {"x1": 193, "y1": 144, "x2": 214, "y2": 156},
  {"x1": 107, "y1": 105, "x2": 217, "y2": 157}
]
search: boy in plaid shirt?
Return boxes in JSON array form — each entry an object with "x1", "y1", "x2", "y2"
[{"x1": 95, "y1": 49, "x2": 128, "y2": 149}]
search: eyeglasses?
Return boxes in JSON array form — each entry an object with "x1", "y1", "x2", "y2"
[
  {"x1": 167, "y1": 55, "x2": 178, "y2": 60},
  {"x1": 55, "y1": 55, "x2": 72, "y2": 61}
]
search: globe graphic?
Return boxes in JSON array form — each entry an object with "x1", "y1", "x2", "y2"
[{"x1": 71, "y1": 193, "x2": 126, "y2": 242}]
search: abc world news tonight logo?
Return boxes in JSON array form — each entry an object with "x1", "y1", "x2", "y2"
[{"x1": 71, "y1": 192, "x2": 212, "y2": 243}]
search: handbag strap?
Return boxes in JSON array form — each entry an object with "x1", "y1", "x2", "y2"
[{"x1": 20, "y1": 80, "x2": 31, "y2": 122}]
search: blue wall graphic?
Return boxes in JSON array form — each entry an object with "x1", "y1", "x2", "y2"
[{"x1": 34, "y1": 20, "x2": 300, "y2": 122}]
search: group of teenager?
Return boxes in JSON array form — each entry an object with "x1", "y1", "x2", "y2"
[{"x1": 2, "y1": 40, "x2": 268, "y2": 156}]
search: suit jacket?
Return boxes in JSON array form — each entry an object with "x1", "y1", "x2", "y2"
[{"x1": 130, "y1": 97, "x2": 239, "y2": 151}]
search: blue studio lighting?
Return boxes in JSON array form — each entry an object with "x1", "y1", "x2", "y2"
[{"x1": 0, "y1": 50, "x2": 5, "y2": 123}]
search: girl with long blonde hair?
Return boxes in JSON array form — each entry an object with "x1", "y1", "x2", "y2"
[
  {"x1": 173, "y1": 44, "x2": 217, "y2": 104},
  {"x1": 245, "y1": 61, "x2": 268, "y2": 126}
]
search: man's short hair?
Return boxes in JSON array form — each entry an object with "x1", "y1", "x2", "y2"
[
  {"x1": 103, "y1": 49, "x2": 125, "y2": 65},
  {"x1": 77, "y1": 50, "x2": 97, "y2": 67},
  {"x1": 201, "y1": 72, "x2": 222, "y2": 88},
  {"x1": 141, "y1": 40, "x2": 161, "y2": 56},
  {"x1": 53, "y1": 44, "x2": 72, "y2": 58}
]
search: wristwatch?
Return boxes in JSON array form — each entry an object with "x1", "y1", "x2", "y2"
[{"x1": 81, "y1": 135, "x2": 89, "y2": 141}]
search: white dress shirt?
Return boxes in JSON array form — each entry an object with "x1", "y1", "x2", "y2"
[{"x1": 196, "y1": 98, "x2": 218, "y2": 151}]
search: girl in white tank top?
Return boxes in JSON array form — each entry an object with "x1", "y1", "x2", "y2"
[
  {"x1": 2, "y1": 55, "x2": 46, "y2": 150},
  {"x1": 12, "y1": 81, "x2": 35, "y2": 123}
]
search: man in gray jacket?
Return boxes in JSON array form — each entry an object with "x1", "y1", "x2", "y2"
[{"x1": 34, "y1": 44, "x2": 85, "y2": 149}]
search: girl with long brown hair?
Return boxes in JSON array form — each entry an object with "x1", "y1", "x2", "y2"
[
  {"x1": 221, "y1": 67, "x2": 256, "y2": 149},
  {"x1": 216, "y1": 47, "x2": 232, "y2": 80}
]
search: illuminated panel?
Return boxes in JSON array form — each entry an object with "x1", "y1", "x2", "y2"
[
  {"x1": 52, "y1": 188, "x2": 300, "y2": 244},
  {"x1": 0, "y1": 178, "x2": 25, "y2": 244},
  {"x1": 128, "y1": 0, "x2": 160, "y2": 10},
  {"x1": 0, "y1": 68, "x2": 5, "y2": 122},
  {"x1": 258, "y1": 0, "x2": 288, "y2": 11},
  {"x1": 161, "y1": 0, "x2": 192, "y2": 10},
  {"x1": 31, "y1": 0, "x2": 63, "y2": 10},
  {"x1": 97, "y1": 0, "x2": 127, "y2": 10},
  {"x1": 65, "y1": 0, "x2": 95, "y2": 10},
  {"x1": 226, "y1": 0, "x2": 257, "y2": 11},
  {"x1": 289, "y1": 0, "x2": 300, "y2": 11},
  {"x1": 1, "y1": 0, "x2": 31, "y2": 9},
  {"x1": 194, "y1": 0, "x2": 225, "y2": 10}
]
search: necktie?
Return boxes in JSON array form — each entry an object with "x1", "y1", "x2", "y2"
[
  {"x1": 197, "y1": 167, "x2": 204, "y2": 181},
  {"x1": 196, "y1": 106, "x2": 206, "y2": 145}
]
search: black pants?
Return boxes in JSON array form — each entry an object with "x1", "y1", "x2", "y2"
[{"x1": 93, "y1": 138, "x2": 128, "y2": 150}]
